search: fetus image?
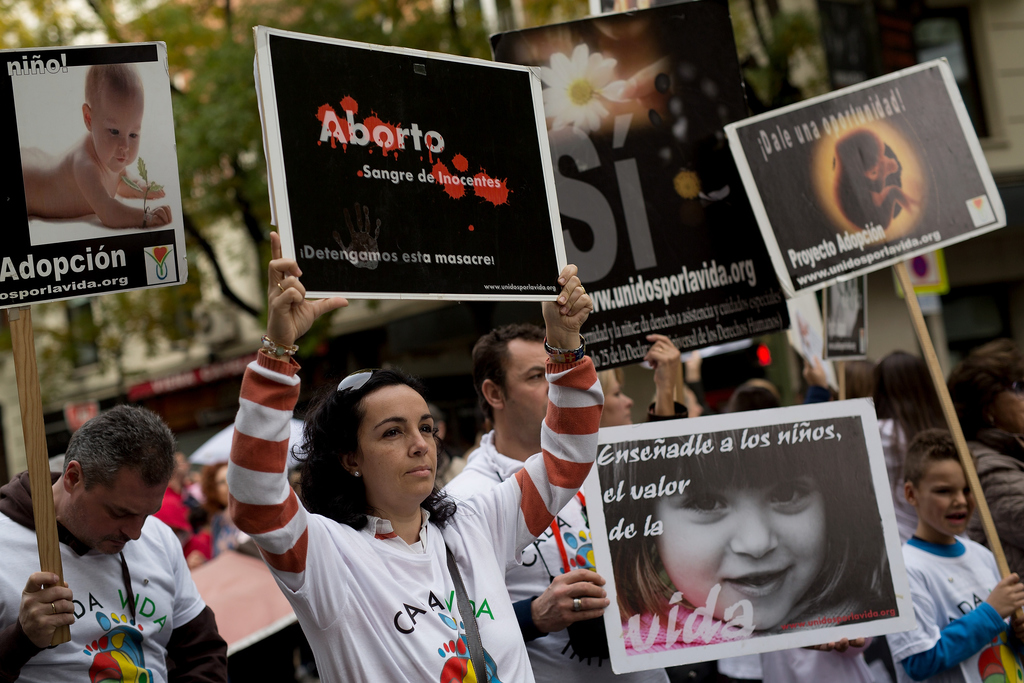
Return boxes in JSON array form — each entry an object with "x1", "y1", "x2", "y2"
[
  {"x1": 20, "y1": 63, "x2": 172, "y2": 229},
  {"x1": 833, "y1": 130, "x2": 914, "y2": 232}
]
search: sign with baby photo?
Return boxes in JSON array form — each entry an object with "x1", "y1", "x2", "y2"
[
  {"x1": 724, "y1": 60, "x2": 1004, "y2": 298},
  {"x1": 492, "y1": 1, "x2": 790, "y2": 370},
  {"x1": 254, "y1": 26, "x2": 565, "y2": 301},
  {"x1": 0, "y1": 43, "x2": 187, "y2": 308},
  {"x1": 582, "y1": 399, "x2": 915, "y2": 672}
]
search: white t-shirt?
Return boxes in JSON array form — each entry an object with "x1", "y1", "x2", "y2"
[
  {"x1": 888, "y1": 538, "x2": 1019, "y2": 683},
  {"x1": 230, "y1": 353, "x2": 604, "y2": 683},
  {"x1": 446, "y1": 432, "x2": 669, "y2": 683},
  {"x1": 0, "y1": 513, "x2": 207, "y2": 683}
]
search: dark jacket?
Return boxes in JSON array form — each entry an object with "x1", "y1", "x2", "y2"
[
  {"x1": 0, "y1": 471, "x2": 227, "y2": 683},
  {"x1": 966, "y1": 434, "x2": 1024, "y2": 578}
]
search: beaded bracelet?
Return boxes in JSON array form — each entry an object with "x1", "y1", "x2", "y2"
[
  {"x1": 544, "y1": 335, "x2": 586, "y2": 363},
  {"x1": 261, "y1": 334, "x2": 299, "y2": 357}
]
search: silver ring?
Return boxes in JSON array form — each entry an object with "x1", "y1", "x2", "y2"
[{"x1": 572, "y1": 597, "x2": 582, "y2": 612}]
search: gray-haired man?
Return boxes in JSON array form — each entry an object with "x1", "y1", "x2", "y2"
[{"x1": 0, "y1": 405, "x2": 227, "y2": 683}]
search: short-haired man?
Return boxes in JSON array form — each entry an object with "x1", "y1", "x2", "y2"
[
  {"x1": 445, "y1": 324, "x2": 669, "y2": 683},
  {"x1": 0, "y1": 405, "x2": 227, "y2": 683}
]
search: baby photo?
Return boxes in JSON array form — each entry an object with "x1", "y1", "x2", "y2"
[
  {"x1": 588, "y1": 402, "x2": 913, "y2": 671},
  {"x1": 13, "y1": 53, "x2": 180, "y2": 245}
]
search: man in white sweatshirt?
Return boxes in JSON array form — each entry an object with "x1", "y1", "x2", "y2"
[{"x1": 445, "y1": 323, "x2": 668, "y2": 683}]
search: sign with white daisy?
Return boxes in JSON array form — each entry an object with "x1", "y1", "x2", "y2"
[
  {"x1": 254, "y1": 26, "x2": 567, "y2": 301},
  {"x1": 492, "y1": 1, "x2": 790, "y2": 370}
]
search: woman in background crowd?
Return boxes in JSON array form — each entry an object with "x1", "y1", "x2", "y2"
[
  {"x1": 873, "y1": 351, "x2": 945, "y2": 543},
  {"x1": 948, "y1": 339, "x2": 1024, "y2": 577},
  {"x1": 598, "y1": 333, "x2": 687, "y2": 427},
  {"x1": 201, "y1": 462, "x2": 246, "y2": 557}
]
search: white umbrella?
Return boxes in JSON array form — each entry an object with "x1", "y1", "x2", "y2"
[{"x1": 189, "y1": 419, "x2": 306, "y2": 470}]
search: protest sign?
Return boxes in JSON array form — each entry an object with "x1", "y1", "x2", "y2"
[
  {"x1": 824, "y1": 276, "x2": 867, "y2": 359},
  {"x1": 725, "y1": 60, "x2": 1003, "y2": 297},
  {"x1": 254, "y1": 26, "x2": 565, "y2": 301},
  {"x1": 583, "y1": 400, "x2": 914, "y2": 671},
  {"x1": 492, "y1": 0, "x2": 789, "y2": 370},
  {"x1": 0, "y1": 43, "x2": 187, "y2": 308},
  {"x1": 787, "y1": 292, "x2": 837, "y2": 388}
]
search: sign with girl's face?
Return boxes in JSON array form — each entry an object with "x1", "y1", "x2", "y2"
[{"x1": 583, "y1": 400, "x2": 915, "y2": 671}]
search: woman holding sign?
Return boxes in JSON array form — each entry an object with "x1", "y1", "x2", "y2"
[
  {"x1": 227, "y1": 233, "x2": 600, "y2": 683},
  {"x1": 949, "y1": 339, "x2": 1024, "y2": 578}
]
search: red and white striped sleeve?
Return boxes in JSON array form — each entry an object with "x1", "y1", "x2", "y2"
[
  {"x1": 228, "y1": 352, "x2": 310, "y2": 590},
  {"x1": 513, "y1": 356, "x2": 603, "y2": 550}
]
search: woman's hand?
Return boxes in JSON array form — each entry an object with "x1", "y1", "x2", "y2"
[
  {"x1": 803, "y1": 356, "x2": 829, "y2": 389},
  {"x1": 541, "y1": 264, "x2": 592, "y2": 350},
  {"x1": 266, "y1": 232, "x2": 348, "y2": 347}
]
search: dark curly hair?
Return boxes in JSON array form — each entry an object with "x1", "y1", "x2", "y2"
[
  {"x1": 294, "y1": 369, "x2": 457, "y2": 530},
  {"x1": 948, "y1": 338, "x2": 1024, "y2": 449}
]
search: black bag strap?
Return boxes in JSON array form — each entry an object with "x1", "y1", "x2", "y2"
[{"x1": 445, "y1": 545, "x2": 489, "y2": 682}]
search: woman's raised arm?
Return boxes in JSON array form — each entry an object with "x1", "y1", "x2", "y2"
[{"x1": 228, "y1": 233, "x2": 347, "y2": 592}]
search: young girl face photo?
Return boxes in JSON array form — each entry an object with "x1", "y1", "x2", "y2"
[{"x1": 655, "y1": 476, "x2": 827, "y2": 631}]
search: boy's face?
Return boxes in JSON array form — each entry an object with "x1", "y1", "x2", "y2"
[
  {"x1": 84, "y1": 87, "x2": 144, "y2": 174},
  {"x1": 906, "y1": 459, "x2": 975, "y2": 545},
  {"x1": 655, "y1": 478, "x2": 827, "y2": 630}
]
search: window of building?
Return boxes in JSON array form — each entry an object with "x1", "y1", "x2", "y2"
[{"x1": 914, "y1": 8, "x2": 989, "y2": 138}]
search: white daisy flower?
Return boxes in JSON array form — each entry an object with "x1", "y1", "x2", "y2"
[{"x1": 540, "y1": 44, "x2": 627, "y2": 133}]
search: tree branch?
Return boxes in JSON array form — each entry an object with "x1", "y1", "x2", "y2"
[{"x1": 182, "y1": 212, "x2": 260, "y2": 318}]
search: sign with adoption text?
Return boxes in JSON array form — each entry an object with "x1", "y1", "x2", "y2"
[
  {"x1": 254, "y1": 27, "x2": 565, "y2": 301},
  {"x1": 0, "y1": 43, "x2": 187, "y2": 308},
  {"x1": 725, "y1": 60, "x2": 1004, "y2": 297},
  {"x1": 583, "y1": 400, "x2": 914, "y2": 672},
  {"x1": 492, "y1": 1, "x2": 789, "y2": 370}
]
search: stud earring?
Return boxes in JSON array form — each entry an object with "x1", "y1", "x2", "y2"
[{"x1": 353, "y1": 471, "x2": 362, "y2": 478}]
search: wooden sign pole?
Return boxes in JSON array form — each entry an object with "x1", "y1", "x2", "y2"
[
  {"x1": 837, "y1": 361, "x2": 846, "y2": 401},
  {"x1": 8, "y1": 306, "x2": 71, "y2": 646},
  {"x1": 893, "y1": 263, "x2": 1016, "y2": 590}
]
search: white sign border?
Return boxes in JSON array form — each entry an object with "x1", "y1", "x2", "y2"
[
  {"x1": 0, "y1": 42, "x2": 189, "y2": 310},
  {"x1": 583, "y1": 399, "x2": 916, "y2": 673},
  {"x1": 253, "y1": 25, "x2": 567, "y2": 302},
  {"x1": 724, "y1": 59, "x2": 1005, "y2": 298}
]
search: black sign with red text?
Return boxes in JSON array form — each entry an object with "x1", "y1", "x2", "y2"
[{"x1": 255, "y1": 27, "x2": 565, "y2": 300}]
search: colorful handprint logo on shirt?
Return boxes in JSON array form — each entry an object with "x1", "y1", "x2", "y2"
[
  {"x1": 561, "y1": 529, "x2": 596, "y2": 572},
  {"x1": 977, "y1": 630, "x2": 1024, "y2": 683},
  {"x1": 436, "y1": 612, "x2": 502, "y2": 683},
  {"x1": 82, "y1": 612, "x2": 153, "y2": 683}
]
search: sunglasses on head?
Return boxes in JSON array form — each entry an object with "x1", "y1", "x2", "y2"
[{"x1": 337, "y1": 368, "x2": 380, "y2": 394}]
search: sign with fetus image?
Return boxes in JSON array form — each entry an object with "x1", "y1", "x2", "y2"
[
  {"x1": 0, "y1": 43, "x2": 187, "y2": 307},
  {"x1": 492, "y1": 0, "x2": 789, "y2": 370},
  {"x1": 255, "y1": 27, "x2": 565, "y2": 301},
  {"x1": 582, "y1": 400, "x2": 915, "y2": 672},
  {"x1": 725, "y1": 60, "x2": 1004, "y2": 297}
]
